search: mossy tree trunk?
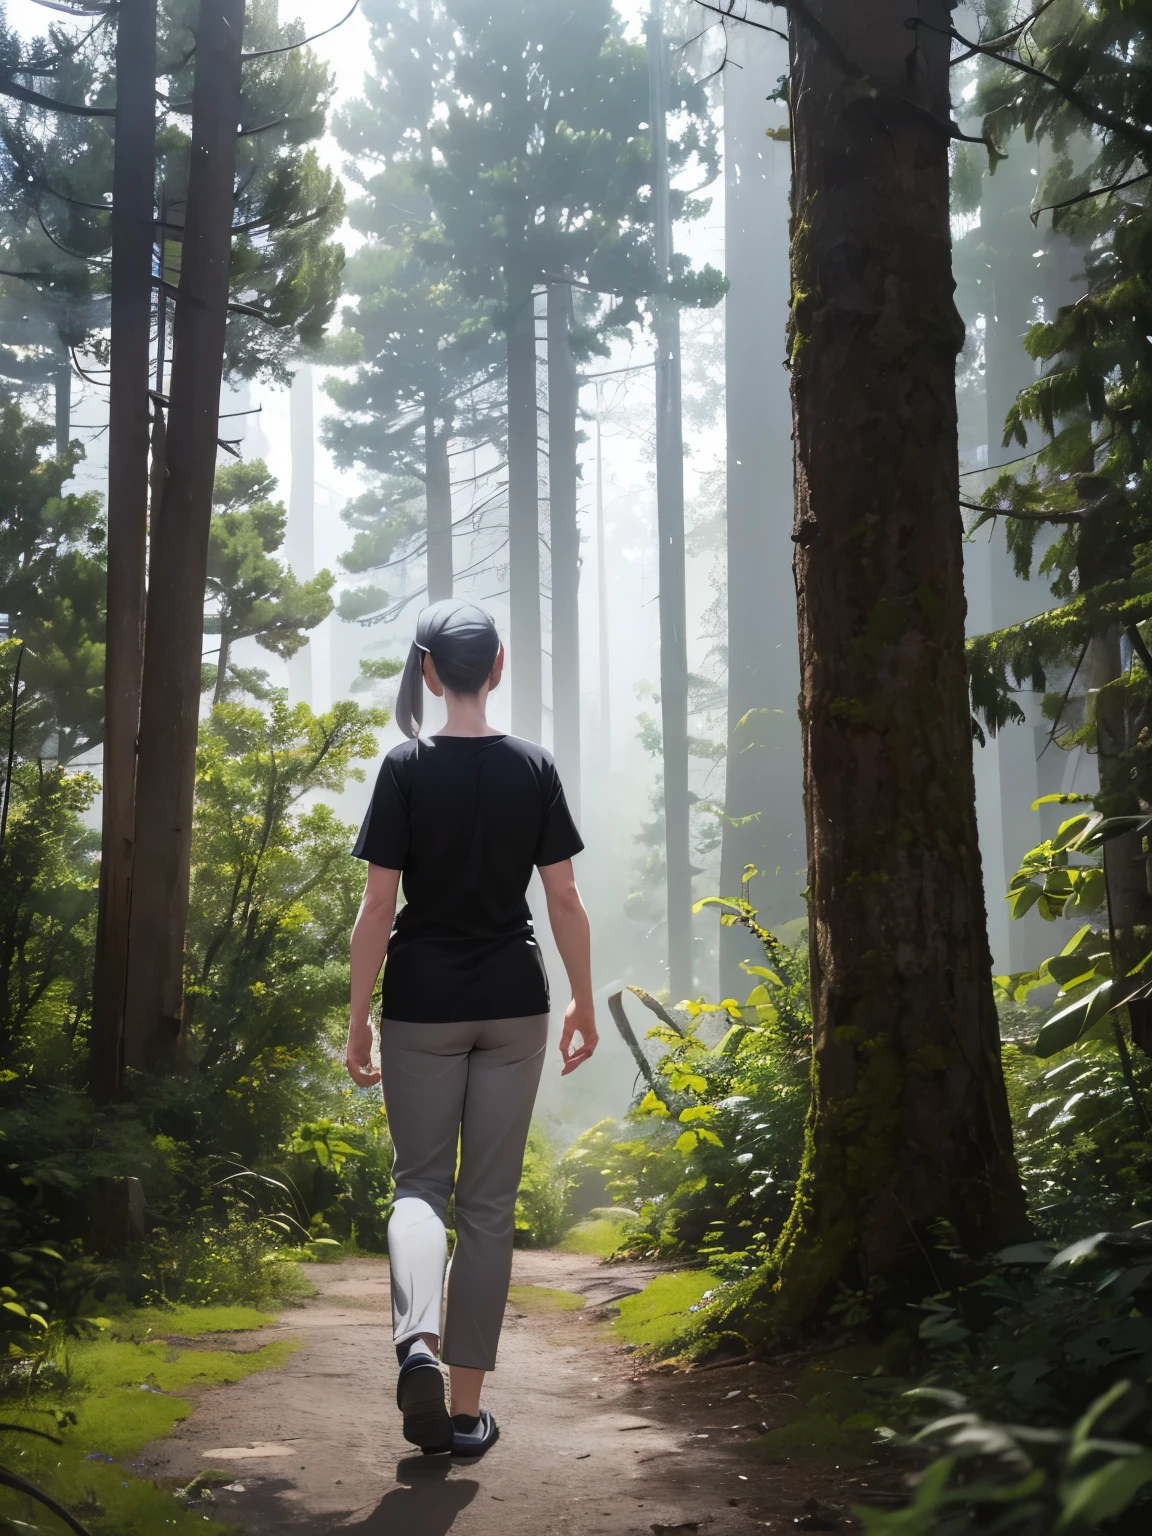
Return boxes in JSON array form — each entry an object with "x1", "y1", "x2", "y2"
[{"x1": 776, "y1": 0, "x2": 1027, "y2": 1319}]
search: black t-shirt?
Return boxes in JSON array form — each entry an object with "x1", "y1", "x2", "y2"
[{"x1": 352, "y1": 734, "x2": 584, "y2": 1023}]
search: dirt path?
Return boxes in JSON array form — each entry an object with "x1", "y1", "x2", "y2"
[{"x1": 138, "y1": 1253, "x2": 871, "y2": 1535}]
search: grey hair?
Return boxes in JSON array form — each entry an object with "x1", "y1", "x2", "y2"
[{"x1": 394, "y1": 600, "x2": 501, "y2": 739}]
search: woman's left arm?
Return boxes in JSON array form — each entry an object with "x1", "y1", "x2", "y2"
[{"x1": 346, "y1": 863, "x2": 401, "y2": 1086}]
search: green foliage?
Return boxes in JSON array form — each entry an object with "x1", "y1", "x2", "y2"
[
  {"x1": 0, "y1": 396, "x2": 104, "y2": 759},
  {"x1": 514, "y1": 1122, "x2": 570, "y2": 1249},
  {"x1": 181, "y1": 695, "x2": 384, "y2": 1162},
  {"x1": 0, "y1": 765, "x2": 97, "y2": 1074},
  {"x1": 966, "y1": 2, "x2": 1152, "y2": 735},
  {"x1": 202, "y1": 461, "x2": 333, "y2": 706},
  {"x1": 135, "y1": 1219, "x2": 311, "y2": 1311}
]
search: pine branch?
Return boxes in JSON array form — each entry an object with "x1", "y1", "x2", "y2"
[
  {"x1": 240, "y1": 0, "x2": 360, "y2": 61},
  {"x1": 0, "y1": 76, "x2": 114, "y2": 116},
  {"x1": 1031, "y1": 170, "x2": 1152, "y2": 225},
  {"x1": 909, "y1": 18, "x2": 1152, "y2": 158},
  {"x1": 691, "y1": 1, "x2": 787, "y2": 43},
  {"x1": 961, "y1": 496, "x2": 1083, "y2": 525}
]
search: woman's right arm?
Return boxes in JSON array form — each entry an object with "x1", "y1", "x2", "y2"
[
  {"x1": 346, "y1": 863, "x2": 401, "y2": 1086},
  {"x1": 538, "y1": 858, "x2": 598, "y2": 1075}
]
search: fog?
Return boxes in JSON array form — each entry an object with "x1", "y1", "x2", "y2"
[{"x1": 2, "y1": 0, "x2": 1091, "y2": 1136}]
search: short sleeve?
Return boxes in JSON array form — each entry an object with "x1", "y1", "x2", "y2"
[
  {"x1": 534, "y1": 760, "x2": 584, "y2": 867},
  {"x1": 352, "y1": 754, "x2": 410, "y2": 868}
]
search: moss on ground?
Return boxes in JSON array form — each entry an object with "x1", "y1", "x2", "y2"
[
  {"x1": 506, "y1": 1284, "x2": 585, "y2": 1313},
  {"x1": 558, "y1": 1218, "x2": 632, "y2": 1258},
  {"x1": 609, "y1": 1270, "x2": 717, "y2": 1355},
  {"x1": 0, "y1": 1314, "x2": 296, "y2": 1534},
  {"x1": 107, "y1": 1303, "x2": 280, "y2": 1342}
]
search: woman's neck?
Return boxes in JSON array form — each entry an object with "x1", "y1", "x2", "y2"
[{"x1": 436, "y1": 688, "x2": 501, "y2": 738}]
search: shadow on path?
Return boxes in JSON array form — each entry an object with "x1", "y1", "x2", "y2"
[{"x1": 337, "y1": 1458, "x2": 480, "y2": 1534}]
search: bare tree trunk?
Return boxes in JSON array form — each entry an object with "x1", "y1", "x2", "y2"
[
  {"x1": 90, "y1": 0, "x2": 157, "y2": 1103},
  {"x1": 287, "y1": 365, "x2": 315, "y2": 705},
  {"x1": 649, "y1": 3, "x2": 692, "y2": 1000},
  {"x1": 595, "y1": 405, "x2": 611, "y2": 768},
  {"x1": 775, "y1": 0, "x2": 1026, "y2": 1318},
  {"x1": 548, "y1": 281, "x2": 581, "y2": 815},
  {"x1": 122, "y1": 0, "x2": 244, "y2": 1073},
  {"x1": 424, "y1": 396, "x2": 453, "y2": 602},
  {"x1": 508, "y1": 286, "x2": 541, "y2": 741},
  {"x1": 54, "y1": 359, "x2": 71, "y2": 458},
  {"x1": 719, "y1": 18, "x2": 804, "y2": 992},
  {"x1": 212, "y1": 629, "x2": 231, "y2": 708}
]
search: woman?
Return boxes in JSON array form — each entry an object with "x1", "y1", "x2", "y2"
[{"x1": 345, "y1": 600, "x2": 598, "y2": 1459}]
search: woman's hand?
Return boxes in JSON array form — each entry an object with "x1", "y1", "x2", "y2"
[
  {"x1": 346, "y1": 1017, "x2": 381, "y2": 1087},
  {"x1": 559, "y1": 998, "x2": 598, "y2": 1076}
]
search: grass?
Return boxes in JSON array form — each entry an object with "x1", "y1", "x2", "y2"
[
  {"x1": 609, "y1": 1270, "x2": 717, "y2": 1356},
  {"x1": 558, "y1": 1217, "x2": 633, "y2": 1258},
  {"x1": 0, "y1": 1312, "x2": 296, "y2": 1534},
  {"x1": 506, "y1": 1284, "x2": 585, "y2": 1314},
  {"x1": 106, "y1": 1303, "x2": 280, "y2": 1342}
]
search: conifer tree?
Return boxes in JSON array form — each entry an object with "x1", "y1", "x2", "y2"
[{"x1": 203, "y1": 460, "x2": 334, "y2": 706}]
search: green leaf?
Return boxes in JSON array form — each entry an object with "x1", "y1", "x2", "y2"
[
  {"x1": 740, "y1": 965, "x2": 782, "y2": 985},
  {"x1": 1007, "y1": 881, "x2": 1043, "y2": 919},
  {"x1": 1032, "y1": 792, "x2": 1094, "y2": 809},
  {"x1": 678, "y1": 1105, "x2": 716, "y2": 1123},
  {"x1": 636, "y1": 1088, "x2": 670, "y2": 1118},
  {"x1": 696, "y1": 1128, "x2": 724, "y2": 1147},
  {"x1": 1034, "y1": 981, "x2": 1113, "y2": 1058},
  {"x1": 1056, "y1": 1452, "x2": 1152, "y2": 1530},
  {"x1": 1052, "y1": 814, "x2": 1094, "y2": 851},
  {"x1": 674, "y1": 1130, "x2": 699, "y2": 1155}
]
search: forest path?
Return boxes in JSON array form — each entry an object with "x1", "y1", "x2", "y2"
[{"x1": 138, "y1": 1253, "x2": 861, "y2": 1535}]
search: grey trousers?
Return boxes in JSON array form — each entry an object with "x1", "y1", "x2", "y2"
[{"x1": 379, "y1": 1013, "x2": 549, "y2": 1371}]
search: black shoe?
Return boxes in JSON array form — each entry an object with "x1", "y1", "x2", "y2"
[
  {"x1": 451, "y1": 1408, "x2": 499, "y2": 1457},
  {"x1": 396, "y1": 1353, "x2": 453, "y2": 1454}
]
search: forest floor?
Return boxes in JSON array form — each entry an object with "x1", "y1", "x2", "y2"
[{"x1": 135, "y1": 1252, "x2": 900, "y2": 1535}]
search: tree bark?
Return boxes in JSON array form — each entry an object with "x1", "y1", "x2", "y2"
[
  {"x1": 89, "y1": 0, "x2": 157, "y2": 1103},
  {"x1": 424, "y1": 395, "x2": 453, "y2": 602},
  {"x1": 548, "y1": 281, "x2": 581, "y2": 816},
  {"x1": 719, "y1": 19, "x2": 804, "y2": 992},
  {"x1": 648, "y1": 4, "x2": 693, "y2": 1000},
  {"x1": 507, "y1": 287, "x2": 542, "y2": 741},
  {"x1": 776, "y1": 0, "x2": 1026, "y2": 1316},
  {"x1": 54, "y1": 358, "x2": 71, "y2": 459},
  {"x1": 122, "y1": 0, "x2": 244, "y2": 1073},
  {"x1": 287, "y1": 365, "x2": 315, "y2": 705}
]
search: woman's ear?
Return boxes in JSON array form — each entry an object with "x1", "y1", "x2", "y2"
[
  {"x1": 488, "y1": 644, "x2": 505, "y2": 691},
  {"x1": 422, "y1": 652, "x2": 445, "y2": 698}
]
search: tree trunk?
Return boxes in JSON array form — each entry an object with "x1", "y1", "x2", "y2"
[
  {"x1": 424, "y1": 395, "x2": 453, "y2": 602},
  {"x1": 776, "y1": 0, "x2": 1026, "y2": 1317},
  {"x1": 648, "y1": 4, "x2": 692, "y2": 1000},
  {"x1": 595, "y1": 408, "x2": 611, "y2": 767},
  {"x1": 507, "y1": 287, "x2": 541, "y2": 741},
  {"x1": 89, "y1": 0, "x2": 157, "y2": 1104},
  {"x1": 548, "y1": 281, "x2": 581, "y2": 815},
  {"x1": 287, "y1": 365, "x2": 314, "y2": 705},
  {"x1": 718, "y1": 18, "x2": 804, "y2": 993},
  {"x1": 212, "y1": 628, "x2": 231, "y2": 708},
  {"x1": 54, "y1": 358, "x2": 71, "y2": 458},
  {"x1": 122, "y1": 0, "x2": 244, "y2": 1073}
]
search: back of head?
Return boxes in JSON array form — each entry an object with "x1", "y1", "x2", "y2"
[{"x1": 395, "y1": 600, "x2": 501, "y2": 739}]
